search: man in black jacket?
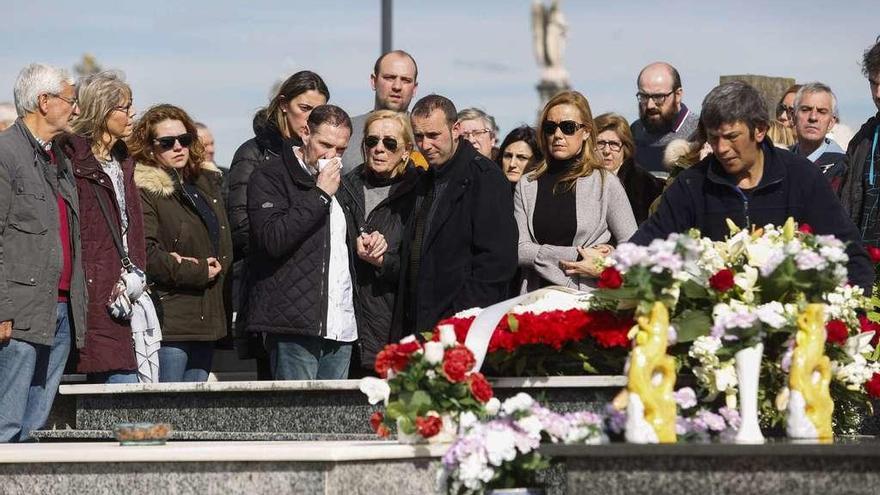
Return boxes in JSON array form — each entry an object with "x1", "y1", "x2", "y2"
[
  {"x1": 247, "y1": 105, "x2": 369, "y2": 380},
  {"x1": 841, "y1": 37, "x2": 880, "y2": 245},
  {"x1": 632, "y1": 81, "x2": 874, "y2": 291},
  {"x1": 400, "y1": 94, "x2": 517, "y2": 333}
]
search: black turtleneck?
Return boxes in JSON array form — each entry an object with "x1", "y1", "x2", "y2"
[{"x1": 534, "y1": 158, "x2": 577, "y2": 246}]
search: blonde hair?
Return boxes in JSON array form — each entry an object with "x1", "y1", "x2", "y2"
[
  {"x1": 531, "y1": 90, "x2": 604, "y2": 193},
  {"x1": 593, "y1": 112, "x2": 635, "y2": 163},
  {"x1": 70, "y1": 71, "x2": 131, "y2": 154},
  {"x1": 361, "y1": 109, "x2": 415, "y2": 177},
  {"x1": 767, "y1": 120, "x2": 796, "y2": 148}
]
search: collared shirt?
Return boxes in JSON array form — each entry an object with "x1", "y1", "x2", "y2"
[
  {"x1": 791, "y1": 137, "x2": 835, "y2": 163},
  {"x1": 293, "y1": 146, "x2": 357, "y2": 342}
]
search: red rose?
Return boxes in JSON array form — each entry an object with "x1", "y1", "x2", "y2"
[
  {"x1": 374, "y1": 343, "x2": 410, "y2": 378},
  {"x1": 468, "y1": 372, "x2": 494, "y2": 403},
  {"x1": 858, "y1": 315, "x2": 880, "y2": 345},
  {"x1": 370, "y1": 411, "x2": 390, "y2": 438},
  {"x1": 597, "y1": 267, "x2": 623, "y2": 289},
  {"x1": 709, "y1": 269, "x2": 735, "y2": 292},
  {"x1": 415, "y1": 415, "x2": 442, "y2": 438},
  {"x1": 798, "y1": 223, "x2": 813, "y2": 235},
  {"x1": 825, "y1": 319, "x2": 849, "y2": 345},
  {"x1": 442, "y1": 345, "x2": 476, "y2": 383},
  {"x1": 867, "y1": 246, "x2": 880, "y2": 265},
  {"x1": 866, "y1": 373, "x2": 880, "y2": 399}
]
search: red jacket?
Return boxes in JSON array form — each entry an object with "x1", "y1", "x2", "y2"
[{"x1": 63, "y1": 135, "x2": 146, "y2": 373}]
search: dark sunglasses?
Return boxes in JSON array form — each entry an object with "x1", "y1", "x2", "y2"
[
  {"x1": 364, "y1": 135, "x2": 399, "y2": 152},
  {"x1": 153, "y1": 133, "x2": 193, "y2": 151},
  {"x1": 542, "y1": 120, "x2": 587, "y2": 136}
]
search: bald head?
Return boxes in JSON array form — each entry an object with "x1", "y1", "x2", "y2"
[{"x1": 637, "y1": 62, "x2": 681, "y2": 91}]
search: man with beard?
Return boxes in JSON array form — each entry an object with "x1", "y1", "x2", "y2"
[
  {"x1": 341, "y1": 50, "x2": 419, "y2": 173},
  {"x1": 630, "y1": 62, "x2": 700, "y2": 173}
]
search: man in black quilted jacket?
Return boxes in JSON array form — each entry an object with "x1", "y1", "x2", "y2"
[
  {"x1": 246, "y1": 105, "x2": 369, "y2": 380},
  {"x1": 399, "y1": 94, "x2": 518, "y2": 334}
]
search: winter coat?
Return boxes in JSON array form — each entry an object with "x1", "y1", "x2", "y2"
[
  {"x1": 134, "y1": 161, "x2": 232, "y2": 342},
  {"x1": 63, "y1": 135, "x2": 146, "y2": 373},
  {"x1": 397, "y1": 140, "x2": 518, "y2": 333},
  {"x1": 840, "y1": 113, "x2": 879, "y2": 225},
  {"x1": 0, "y1": 120, "x2": 87, "y2": 348},
  {"x1": 631, "y1": 140, "x2": 875, "y2": 291},
  {"x1": 338, "y1": 163, "x2": 421, "y2": 369},
  {"x1": 616, "y1": 158, "x2": 664, "y2": 225},
  {"x1": 246, "y1": 144, "x2": 356, "y2": 337}
]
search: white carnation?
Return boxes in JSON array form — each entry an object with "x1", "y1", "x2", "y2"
[{"x1": 424, "y1": 341, "x2": 445, "y2": 364}]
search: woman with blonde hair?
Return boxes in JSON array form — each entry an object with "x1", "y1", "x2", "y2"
[
  {"x1": 338, "y1": 110, "x2": 421, "y2": 374},
  {"x1": 62, "y1": 71, "x2": 146, "y2": 383},
  {"x1": 514, "y1": 91, "x2": 636, "y2": 292},
  {"x1": 130, "y1": 104, "x2": 232, "y2": 382}
]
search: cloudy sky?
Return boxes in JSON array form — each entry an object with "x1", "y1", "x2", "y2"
[{"x1": 3, "y1": 1, "x2": 878, "y2": 165}]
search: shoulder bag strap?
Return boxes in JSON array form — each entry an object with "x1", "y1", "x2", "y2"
[{"x1": 90, "y1": 181, "x2": 133, "y2": 271}]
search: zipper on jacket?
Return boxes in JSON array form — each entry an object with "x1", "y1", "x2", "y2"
[{"x1": 319, "y1": 207, "x2": 330, "y2": 337}]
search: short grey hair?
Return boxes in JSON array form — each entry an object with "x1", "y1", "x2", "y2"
[
  {"x1": 13, "y1": 63, "x2": 75, "y2": 117},
  {"x1": 0, "y1": 102, "x2": 15, "y2": 127},
  {"x1": 793, "y1": 82, "x2": 839, "y2": 119},
  {"x1": 457, "y1": 107, "x2": 498, "y2": 136},
  {"x1": 700, "y1": 80, "x2": 769, "y2": 136}
]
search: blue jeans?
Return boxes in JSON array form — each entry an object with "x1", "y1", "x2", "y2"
[
  {"x1": 87, "y1": 371, "x2": 139, "y2": 384},
  {"x1": 266, "y1": 334, "x2": 352, "y2": 380},
  {"x1": 158, "y1": 341, "x2": 213, "y2": 382},
  {"x1": 0, "y1": 303, "x2": 72, "y2": 442}
]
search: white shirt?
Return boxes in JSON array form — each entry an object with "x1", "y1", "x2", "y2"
[{"x1": 293, "y1": 147, "x2": 357, "y2": 342}]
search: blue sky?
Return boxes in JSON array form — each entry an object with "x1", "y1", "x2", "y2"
[{"x1": 3, "y1": 1, "x2": 878, "y2": 165}]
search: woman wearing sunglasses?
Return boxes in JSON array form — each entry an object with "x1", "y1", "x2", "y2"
[
  {"x1": 130, "y1": 104, "x2": 232, "y2": 382},
  {"x1": 61, "y1": 71, "x2": 145, "y2": 383},
  {"x1": 337, "y1": 110, "x2": 421, "y2": 375},
  {"x1": 514, "y1": 91, "x2": 637, "y2": 292}
]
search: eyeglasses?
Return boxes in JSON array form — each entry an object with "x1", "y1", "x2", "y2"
[
  {"x1": 542, "y1": 120, "x2": 587, "y2": 136},
  {"x1": 50, "y1": 93, "x2": 78, "y2": 107},
  {"x1": 113, "y1": 102, "x2": 134, "y2": 115},
  {"x1": 153, "y1": 133, "x2": 194, "y2": 151},
  {"x1": 364, "y1": 135, "x2": 399, "y2": 152},
  {"x1": 776, "y1": 103, "x2": 794, "y2": 116},
  {"x1": 636, "y1": 90, "x2": 675, "y2": 106},
  {"x1": 596, "y1": 140, "x2": 623, "y2": 152},
  {"x1": 461, "y1": 128, "x2": 491, "y2": 140}
]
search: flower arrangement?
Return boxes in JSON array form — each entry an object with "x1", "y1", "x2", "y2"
[
  {"x1": 434, "y1": 290, "x2": 633, "y2": 375},
  {"x1": 440, "y1": 393, "x2": 604, "y2": 494},
  {"x1": 360, "y1": 331, "x2": 494, "y2": 442}
]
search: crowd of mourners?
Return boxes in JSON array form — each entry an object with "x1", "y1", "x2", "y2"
[{"x1": 1, "y1": 37, "x2": 880, "y2": 443}]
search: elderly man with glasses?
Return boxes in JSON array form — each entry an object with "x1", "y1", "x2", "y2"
[
  {"x1": 630, "y1": 61, "x2": 700, "y2": 173},
  {"x1": 0, "y1": 63, "x2": 88, "y2": 442}
]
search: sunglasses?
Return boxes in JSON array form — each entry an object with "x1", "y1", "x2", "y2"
[
  {"x1": 153, "y1": 133, "x2": 193, "y2": 151},
  {"x1": 364, "y1": 135, "x2": 399, "y2": 152},
  {"x1": 542, "y1": 120, "x2": 587, "y2": 136}
]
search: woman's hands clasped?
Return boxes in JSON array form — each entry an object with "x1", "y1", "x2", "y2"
[{"x1": 559, "y1": 244, "x2": 613, "y2": 278}]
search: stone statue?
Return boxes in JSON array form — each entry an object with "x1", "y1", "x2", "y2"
[
  {"x1": 74, "y1": 53, "x2": 102, "y2": 77},
  {"x1": 532, "y1": 0, "x2": 570, "y2": 108}
]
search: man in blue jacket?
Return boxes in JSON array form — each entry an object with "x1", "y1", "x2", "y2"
[{"x1": 631, "y1": 80, "x2": 874, "y2": 291}]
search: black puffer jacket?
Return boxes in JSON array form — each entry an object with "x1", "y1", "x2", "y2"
[
  {"x1": 246, "y1": 145, "x2": 355, "y2": 336},
  {"x1": 338, "y1": 164, "x2": 421, "y2": 370}
]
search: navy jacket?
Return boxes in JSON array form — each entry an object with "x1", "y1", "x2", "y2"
[{"x1": 631, "y1": 141, "x2": 874, "y2": 291}]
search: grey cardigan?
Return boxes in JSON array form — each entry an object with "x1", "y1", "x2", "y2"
[{"x1": 514, "y1": 168, "x2": 637, "y2": 293}]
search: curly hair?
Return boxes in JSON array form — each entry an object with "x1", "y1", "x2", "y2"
[
  {"x1": 863, "y1": 36, "x2": 880, "y2": 79},
  {"x1": 128, "y1": 104, "x2": 206, "y2": 181}
]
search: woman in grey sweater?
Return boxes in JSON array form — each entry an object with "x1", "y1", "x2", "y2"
[{"x1": 514, "y1": 91, "x2": 637, "y2": 293}]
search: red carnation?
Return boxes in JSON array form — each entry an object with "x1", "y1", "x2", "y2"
[
  {"x1": 798, "y1": 223, "x2": 813, "y2": 235},
  {"x1": 866, "y1": 373, "x2": 880, "y2": 399},
  {"x1": 415, "y1": 415, "x2": 443, "y2": 438},
  {"x1": 825, "y1": 319, "x2": 849, "y2": 345},
  {"x1": 858, "y1": 315, "x2": 880, "y2": 345},
  {"x1": 397, "y1": 338, "x2": 421, "y2": 355},
  {"x1": 442, "y1": 345, "x2": 476, "y2": 383},
  {"x1": 709, "y1": 269, "x2": 735, "y2": 293},
  {"x1": 370, "y1": 411, "x2": 390, "y2": 438},
  {"x1": 468, "y1": 372, "x2": 494, "y2": 403},
  {"x1": 597, "y1": 267, "x2": 623, "y2": 289},
  {"x1": 868, "y1": 246, "x2": 880, "y2": 265},
  {"x1": 374, "y1": 343, "x2": 410, "y2": 378}
]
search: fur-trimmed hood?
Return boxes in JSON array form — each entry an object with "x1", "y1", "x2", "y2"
[
  {"x1": 134, "y1": 161, "x2": 220, "y2": 197},
  {"x1": 662, "y1": 138, "x2": 703, "y2": 171}
]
